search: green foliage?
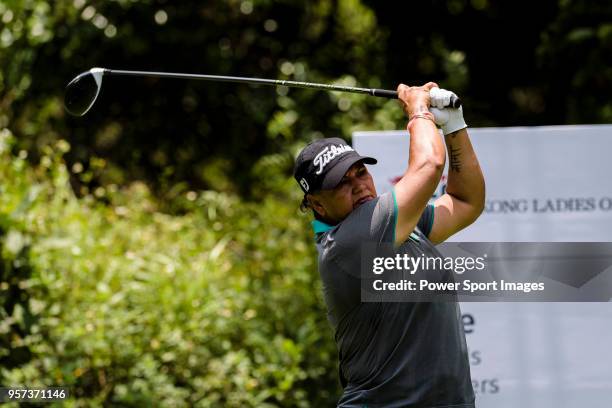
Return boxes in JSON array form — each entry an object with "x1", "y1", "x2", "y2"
[
  {"x1": 0, "y1": 130, "x2": 339, "y2": 406},
  {"x1": 1, "y1": 1, "x2": 610, "y2": 405},
  {"x1": 536, "y1": 0, "x2": 612, "y2": 123},
  {"x1": 3, "y1": 0, "x2": 609, "y2": 194},
  {"x1": 1, "y1": 0, "x2": 396, "y2": 195}
]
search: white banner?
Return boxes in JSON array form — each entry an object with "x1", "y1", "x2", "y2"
[{"x1": 353, "y1": 125, "x2": 612, "y2": 408}]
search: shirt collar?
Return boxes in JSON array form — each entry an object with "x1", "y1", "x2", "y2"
[{"x1": 311, "y1": 219, "x2": 333, "y2": 235}]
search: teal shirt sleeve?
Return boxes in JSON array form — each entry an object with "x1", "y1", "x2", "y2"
[{"x1": 417, "y1": 204, "x2": 435, "y2": 238}]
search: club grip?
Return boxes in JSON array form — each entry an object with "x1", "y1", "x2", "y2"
[
  {"x1": 371, "y1": 88, "x2": 462, "y2": 108},
  {"x1": 371, "y1": 89, "x2": 399, "y2": 98},
  {"x1": 446, "y1": 95, "x2": 462, "y2": 108}
]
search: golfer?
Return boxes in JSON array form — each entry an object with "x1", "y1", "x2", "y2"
[{"x1": 293, "y1": 82, "x2": 485, "y2": 407}]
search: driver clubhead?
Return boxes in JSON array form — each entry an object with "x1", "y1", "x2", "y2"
[{"x1": 64, "y1": 68, "x2": 105, "y2": 116}]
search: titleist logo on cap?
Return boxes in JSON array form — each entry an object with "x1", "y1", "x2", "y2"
[{"x1": 314, "y1": 145, "x2": 354, "y2": 175}]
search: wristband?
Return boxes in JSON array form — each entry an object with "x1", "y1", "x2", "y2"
[{"x1": 408, "y1": 112, "x2": 435, "y2": 127}]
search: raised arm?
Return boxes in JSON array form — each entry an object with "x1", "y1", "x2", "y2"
[
  {"x1": 393, "y1": 83, "x2": 446, "y2": 246},
  {"x1": 427, "y1": 108, "x2": 485, "y2": 244}
]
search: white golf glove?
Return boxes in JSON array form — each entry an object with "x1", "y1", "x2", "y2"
[
  {"x1": 430, "y1": 106, "x2": 467, "y2": 135},
  {"x1": 428, "y1": 87, "x2": 467, "y2": 135},
  {"x1": 429, "y1": 87, "x2": 456, "y2": 109},
  {"x1": 428, "y1": 88, "x2": 466, "y2": 135}
]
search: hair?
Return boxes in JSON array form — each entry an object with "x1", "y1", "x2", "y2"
[{"x1": 300, "y1": 193, "x2": 326, "y2": 221}]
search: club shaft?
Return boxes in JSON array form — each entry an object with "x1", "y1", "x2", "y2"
[
  {"x1": 103, "y1": 68, "x2": 460, "y2": 107},
  {"x1": 105, "y1": 68, "x2": 397, "y2": 98}
]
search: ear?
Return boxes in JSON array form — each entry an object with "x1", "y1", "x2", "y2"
[{"x1": 308, "y1": 194, "x2": 327, "y2": 218}]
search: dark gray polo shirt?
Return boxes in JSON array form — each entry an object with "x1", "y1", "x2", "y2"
[{"x1": 313, "y1": 190, "x2": 475, "y2": 408}]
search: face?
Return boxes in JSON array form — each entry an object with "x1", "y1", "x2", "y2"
[{"x1": 309, "y1": 162, "x2": 377, "y2": 224}]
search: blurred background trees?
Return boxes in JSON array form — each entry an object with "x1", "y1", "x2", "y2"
[
  {"x1": 1, "y1": 0, "x2": 611, "y2": 406},
  {"x1": 3, "y1": 0, "x2": 609, "y2": 197}
]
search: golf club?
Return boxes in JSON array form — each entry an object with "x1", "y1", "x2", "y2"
[{"x1": 64, "y1": 67, "x2": 461, "y2": 117}]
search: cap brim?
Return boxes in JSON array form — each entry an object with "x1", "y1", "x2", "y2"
[{"x1": 321, "y1": 154, "x2": 377, "y2": 190}]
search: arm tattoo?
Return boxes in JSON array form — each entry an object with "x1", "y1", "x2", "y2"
[{"x1": 449, "y1": 145, "x2": 462, "y2": 172}]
